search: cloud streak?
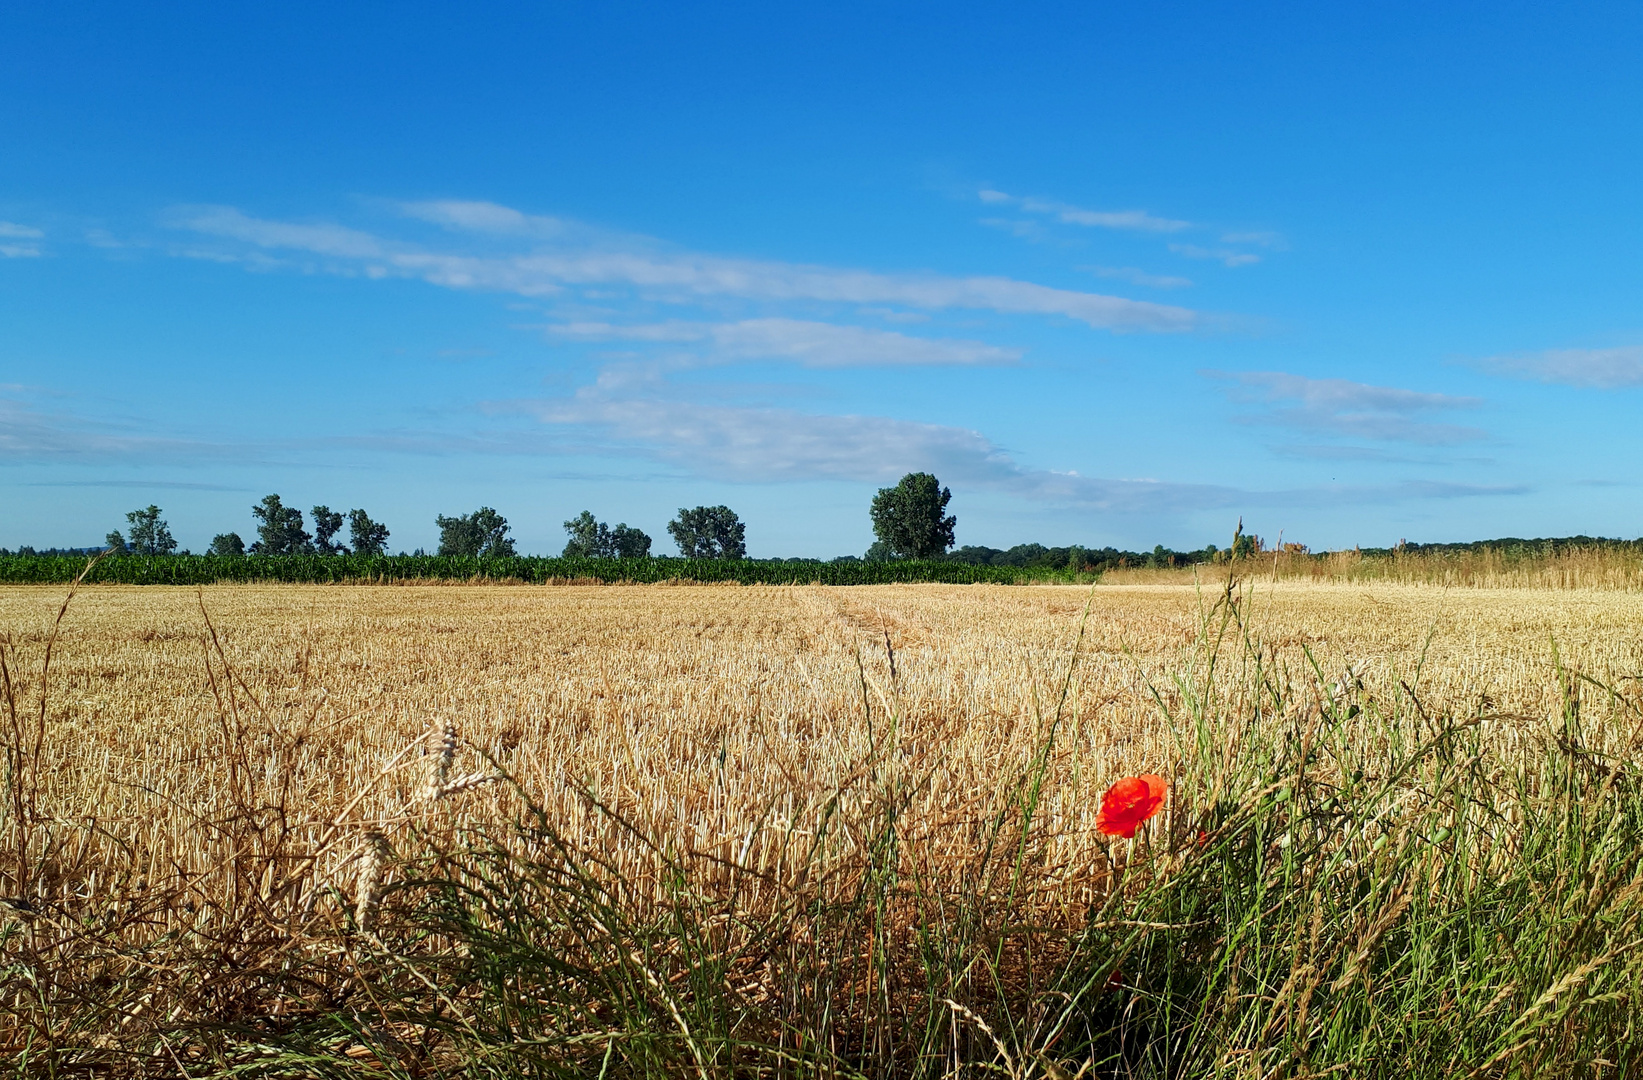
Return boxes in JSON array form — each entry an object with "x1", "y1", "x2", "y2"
[
  {"x1": 525, "y1": 386, "x2": 1241, "y2": 511},
  {"x1": 1170, "y1": 243, "x2": 1260, "y2": 268},
  {"x1": 0, "y1": 394, "x2": 213, "y2": 461},
  {"x1": 507, "y1": 369, "x2": 1519, "y2": 514},
  {"x1": 1478, "y1": 346, "x2": 1643, "y2": 388},
  {"x1": 1083, "y1": 265, "x2": 1192, "y2": 290},
  {"x1": 979, "y1": 189, "x2": 1190, "y2": 233},
  {"x1": 547, "y1": 318, "x2": 1022, "y2": 367},
  {"x1": 0, "y1": 220, "x2": 43, "y2": 258},
  {"x1": 170, "y1": 201, "x2": 1199, "y2": 332},
  {"x1": 1208, "y1": 370, "x2": 1486, "y2": 445}
]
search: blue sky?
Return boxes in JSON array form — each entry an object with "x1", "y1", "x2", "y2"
[{"x1": 4, "y1": 2, "x2": 1642, "y2": 556}]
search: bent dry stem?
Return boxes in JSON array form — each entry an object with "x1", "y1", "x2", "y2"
[{"x1": 2, "y1": 574, "x2": 1643, "y2": 1075}]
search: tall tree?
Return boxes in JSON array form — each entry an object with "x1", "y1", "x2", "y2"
[
  {"x1": 610, "y1": 523, "x2": 652, "y2": 558},
  {"x1": 250, "y1": 494, "x2": 312, "y2": 554},
  {"x1": 869, "y1": 473, "x2": 956, "y2": 559},
  {"x1": 435, "y1": 507, "x2": 515, "y2": 557},
  {"x1": 124, "y1": 505, "x2": 178, "y2": 555},
  {"x1": 563, "y1": 511, "x2": 653, "y2": 558},
  {"x1": 667, "y1": 505, "x2": 746, "y2": 559},
  {"x1": 347, "y1": 509, "x2": 390, "y2": 556},
  {"x1": 562, "y1": 510, "x2": 612, "y2": 557},
  {"x1": 311, "y1": 505, "x2": 346, "y2": 554}
]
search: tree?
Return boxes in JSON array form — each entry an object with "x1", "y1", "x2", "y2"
[
  {"x1": 208, "y1": 532, "x2": 245, "y2": 555},
  {"x1": 435, "y1": 507, "x2": 515, "y2": 558},
  {"x1": 610, "y1": 523, "x2": 652, "y2": 558},
  {"x1": 869, "y1": 472, "x2": 955, "y2": 559},
  {"x1": 250, "y1": 494, "x2": 312, "y2": 554},
  {"x1": 563, "y1": 511, "x2": 653, "y2": 558},
  {"x1": 562, "y1": 510, "x2": 611, "y2": 558},
  {"x1": 123, "y1": 505, "x2": 178, "y2": 555},
  {"x1": 668, "y1": 505, "x2": 746, "y2": 559},
  {"x1": 105, "y1": 531, "x2": 128, "y2": 554},
  {"x1": 311, "y1": 505, "x2": 346, "y2": 554},
  {"x1": 348, "y1": 509, "x2": 390, "y2": 556}
]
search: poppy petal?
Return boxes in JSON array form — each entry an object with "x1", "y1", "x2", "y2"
[{"x1": 1097, "y1": 774, "x2": 1168, "y2": 838}]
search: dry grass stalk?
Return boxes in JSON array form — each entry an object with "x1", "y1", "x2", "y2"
[{"x1": 3, "y1": 579, "x2": 1643, "y2": 1071}]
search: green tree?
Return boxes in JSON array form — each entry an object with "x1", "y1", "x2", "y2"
[
  {"x1": 311, "y1": 505, "x2": 346, "y2": 554},
  {"x1": 563, "y1": 511, "x2": 653, "y2": 558},
  {"x1": 610, "y1": 523, "x2": 652, "y2": 558},
  {"x1": 562, "y1": 510, "x2": 611, "y2": 557},
  {"x1": 668, "y1": 505, "x2": 746, "y2": 559},
  {"x1": 208, "y1": 532, "x2": 245, "y2": 556},
  {"x1": 104, "y1": 530, "x2": 128, "y2": 554},
  {"x1": 123, "y1": 505, "x2": 178, "y2": 555},
  {"x1": 869, "y1": 472, "x2": 956, "y2": 559},
  {"x1": 250, "y1": 494, "x2": 312, "y2": 554},
  {"x1": 347, "y1": 509, "x2": 390, "y2": 556},
  {"x1": 436, "y1": 507, "x2": 515, "y2": 558}
]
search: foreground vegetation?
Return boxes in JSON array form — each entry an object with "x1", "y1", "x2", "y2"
[
  {"x1": 0, "y1": 552, "x2": 1081, "y2": 586},
  {"x1": 4, "y1": 575, "x2": 1643, "y2": 1075}
]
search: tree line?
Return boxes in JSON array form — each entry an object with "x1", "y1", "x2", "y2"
[
  {"x1": 62, "y1": 472, "x2": 1251, "y2": 567},
  {"x1": 94, "y1": 497, "x2": 753, "y2": 560}
]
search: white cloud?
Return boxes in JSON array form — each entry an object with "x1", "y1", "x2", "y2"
[
  {"x1": 1171, "y1": 243, "x2": 1260, "y2": 267},
  {"x1": 1083, "y1": 265, "x2": 1193, "y2": 290},
  {"x1": 171, "y1": 201, "x2": 1198, "y2": 332},
  {"x1": 513, "y1": 369, "x2": 1518, "y2": 512},
  {"x1": 0, "y1": 394, "x2": 210, "y2": 460},
  {"x1": 526, "y1": 386, "x2": 1236, "y2": 510},
  {"x1": 169, "y1": 205, "x2": 388, "y2": 259},
  {"x1": 1220, "y1": 230, "x2": 1285, "y2": 248},
  {"x1": 1208, "y1": 370, "x2": 1485, "y2": 445},
  {"x1": 979, "y1": 217, "x2": 1049, "y2": 241},
  {"x1": 981, "y1": 189, "x2": 1190, "y2": 233},
  {"x1": 548, "y1": 318, "x2": 1022, "y2": 367},
  {"x1": 0, "y1": 222, "x2": 42, "y2": 256},
  {"x1": 399, "y1": 199, "x2": 567, "y2": 237},
  {"x1": 1478, "y1": 346, "x2": 1643, "y2": 388}
]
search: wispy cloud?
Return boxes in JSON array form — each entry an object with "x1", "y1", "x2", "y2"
[
  {"x1": 22, "y1": 479, "x2": 250, "y2": 491},
  {"x1": 1207, "y1": 370, "x2": 1486, "y2": 445},
  {"x1": 0, "y1": 394, "x2": 214, "y2": 461},
  {"x1": 501, "y1": 364, "x2": 1518, "y2": 514},
  {"x1": 1477, "y1": 346, "x2": 1643, "y2": 388},
  {"x1": 547, "y1": 318, "x2": 1022, "y2": 367},
  {"x1": 979, "y1": 189, "x2": 1190, "y2": 233},
  {"x1": 1082, "y1": 265, "x2": 1192, "y2": 290},
  {"x1": 979, "y1": 217, "x2": 1050, "y2": 242},
  {"x1": 1220, "y1": 230, "x2": 1285, "y2": 249},
  {"x1": 0, "y1": 221, "x2": 43, "y2": 258},
  {"x1": 1171, "y1": 243, "x2": 1260, "y2": 268},
  {"x1": 523, "y1": 384, "x2": 1238, "y2": 510},
  {"x1": 170, "y1": 201, "x2": 1198, "y2": 333}
]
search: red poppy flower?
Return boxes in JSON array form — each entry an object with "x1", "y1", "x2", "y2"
[{"x1": 1097, "y1": 774, "x2": 1168, "y2": 838}]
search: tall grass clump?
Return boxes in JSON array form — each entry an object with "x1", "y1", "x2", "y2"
[{"x1": 5, "y1": 564, "x2": 1643, "y2": 1075}]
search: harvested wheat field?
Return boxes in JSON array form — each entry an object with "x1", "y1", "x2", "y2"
[{"x1": 7, "y1": 579, "x2": 1643, "y2": 1076}]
